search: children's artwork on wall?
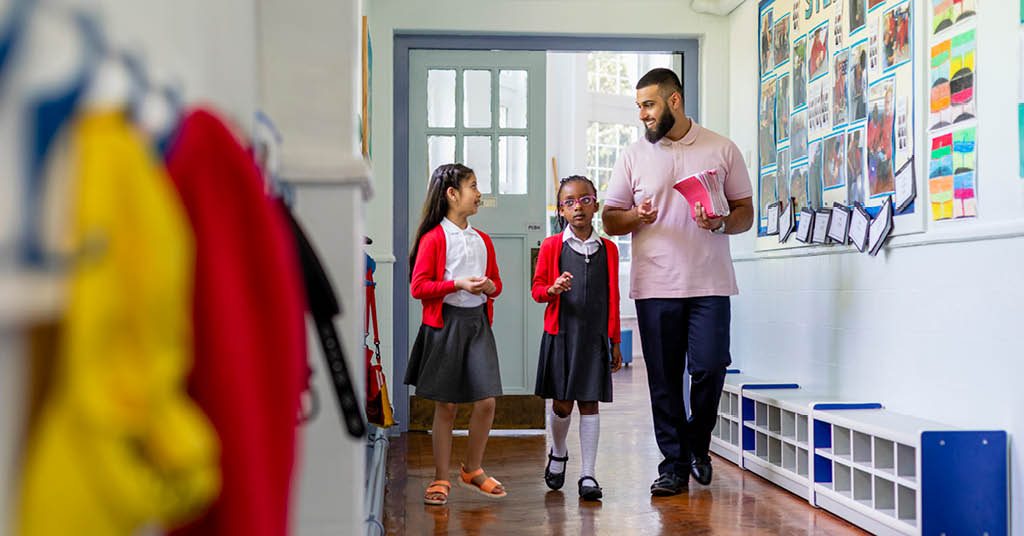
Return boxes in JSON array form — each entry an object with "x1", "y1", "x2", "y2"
[
  {"x1": 791, "y1": 162, "x2": 810, "y2": 211},
  {"x1": 808, "y1": 78, "x2": 832, "y2": 138},
  {"x1": 931, "y1": 0, "x2": 975, "y2": 36},
  {"x1": 867, "y1": 77, "x2": 895, "y2": 197},
  {"x1": 774, "y1": 15, "x2": 792, "y2": 67},
  {"x1": 929, "y1": 131, "x2": 954, "y2": 219},
  {"x1": 760, "y1": 78, "x2": 778, "y2": 166},
  {"x1": 882, "y1": 2, "x2": 911, "y2": 71},
  {"x1": 847, "y1": 125, "x2": 868, "y2": 205},
  {"x1": 850, "y1": 0, "x2": 867, "y2": 33},
  {"x1": 809, "y1": 23, "x2": 830, "y2": 81},
  {"x1": 777, "y1": 73, "x2": 792, "y2": 142},
  {"x1": 823, "y1": 131, "x2": 847, "y2": 192},
  {"x1": 929, "y1": 28, "x2": 975, "y2": 131},
  {"x1": 791, "y1": 109, "x2": 809, "y2": 160},
  {"x1": 833, "y1": 50, "x2": 849, "y2": 127},
  {"x1": 848, "y1": 40, "x2": 869, "y2": 122},
  {"x1": 778, "y1": 148, "x2": 792, "y2": 211},
  {"x1": 951, "y1": 126, "x2": 977, "y2": 218},
  {"x1": 761, "y1": 9, "x2": 775, "y2": 76},
  {"x1": 808, "y1": 139, "x2": 825, "y2": 208},
  {"x1": 756, "y1": 0, "x2": 919, "y2": 245},
  {"x1": 793, "y1": 35, "x2": 808, "y2": 107}
]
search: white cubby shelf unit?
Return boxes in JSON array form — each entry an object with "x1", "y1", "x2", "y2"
[
  {"x1": 710, "y1": 370, "x2": 797, "y2": 465},
  {"x1": 812, "y1": 409, "x2": 1008, "y2": 536}
]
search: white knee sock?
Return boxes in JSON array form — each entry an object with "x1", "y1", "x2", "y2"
[
  {"x1": 579, "y1": 414, "x2": 600, "y2": 480},
  {"x1": 549, "y1": 412, "x2": 571, "y2": 473}
]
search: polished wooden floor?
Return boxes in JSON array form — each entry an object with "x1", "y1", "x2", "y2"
[{"x1": 383, "y1": 359, "x2": 867, "y2": 535}]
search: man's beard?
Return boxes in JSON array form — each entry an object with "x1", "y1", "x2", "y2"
[{"x1": 645, "y1": 110, "x2": 676, "y2": 143}]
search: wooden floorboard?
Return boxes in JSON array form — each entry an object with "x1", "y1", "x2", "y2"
[{"x1": 383, "y1": 359, "x2": 868, "y2": 535}]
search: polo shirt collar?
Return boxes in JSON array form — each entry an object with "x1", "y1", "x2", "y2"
[
  {"x1": 441, "y1": 217, "x2": 473, "y2": 235},
  {"x1": 658, "y1": 117, "x2": 700, "y2": 147}
]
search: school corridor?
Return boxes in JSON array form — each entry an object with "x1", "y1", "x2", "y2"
[{"x1": 382, "y1": 358, "x2": 866, "y2": 535}]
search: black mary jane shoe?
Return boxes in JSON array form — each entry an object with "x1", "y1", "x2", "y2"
[
  {"x1": 578, "y1": 476, "x2": 603, "y2": 501},
  {"x1": 544, "y1": 450, "x2": 569, "y2": 490}
]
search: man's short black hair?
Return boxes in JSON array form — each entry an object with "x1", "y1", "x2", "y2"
[{"x1": 636, "y1": 68, "x2": 683, "y2": 98}]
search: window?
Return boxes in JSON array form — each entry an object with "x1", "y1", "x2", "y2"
[
  {"x1": 587, "y1": 52, "x2": 637, "y2": 96},
  {"x1": 586, "y1": 121, "x2": 638, "y2": 193}
]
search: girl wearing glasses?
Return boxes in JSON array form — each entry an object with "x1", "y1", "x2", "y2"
[{"x1": 531, "y1": 175, "x2": 623, "y2": 501}]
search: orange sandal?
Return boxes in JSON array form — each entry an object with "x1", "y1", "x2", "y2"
[
  {"x1": 424, "y1": 480, "x2": 451, "y2": 505},
  {"x1": 458, "y1": 465, "x2": 507, "y2": 499}
]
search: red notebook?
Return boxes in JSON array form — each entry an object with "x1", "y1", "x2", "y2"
[{"x1": 673, "y1": 169, "x2": 731, "y2": 220}]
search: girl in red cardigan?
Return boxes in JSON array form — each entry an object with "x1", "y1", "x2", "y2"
[
  {"x1": 405, "y1": 163, "x2": 506, "y2": 505},
  {"x1": 532, "y1": 176, "x2": 623, "y2": 501}
]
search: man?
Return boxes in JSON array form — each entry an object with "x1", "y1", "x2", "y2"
[{"x1": 602, "y1": 69, "x2": 753, "y2": 496}]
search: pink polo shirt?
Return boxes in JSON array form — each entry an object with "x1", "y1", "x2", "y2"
[{"x1": 604, "y1": 119, "x2": 753, "y2": 300}]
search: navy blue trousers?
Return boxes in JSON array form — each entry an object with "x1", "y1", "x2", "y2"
[{"x1": 636, "y1": 296, "x2": 731, "y2": 476}]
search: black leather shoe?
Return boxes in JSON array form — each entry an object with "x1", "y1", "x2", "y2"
[
  {"x1": 578, "y1": 476, "x2": 603, "y2": 501},
  {"x1": 691, "y1": 454, "x2": 713, "y2": 485},
  {"x1": 544, "y1": 450, "x2": 568, "y2": 490},
  {"x1": 650, "y1": 472, "x2": 687, "y2": 496}
]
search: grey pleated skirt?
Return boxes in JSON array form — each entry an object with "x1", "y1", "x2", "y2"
[{"x1": 404, "y1": 303, "x2": 503, "y2": 403}]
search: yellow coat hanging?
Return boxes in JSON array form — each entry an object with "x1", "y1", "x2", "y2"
[{"x1": 17, "y1": 112, "x2": 220, "y2": 535}]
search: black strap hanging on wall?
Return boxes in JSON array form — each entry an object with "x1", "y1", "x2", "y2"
[{"x1": 281, "y1": 203, "x2": 367, "y2": 438}]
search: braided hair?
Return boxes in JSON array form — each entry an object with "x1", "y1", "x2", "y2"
[
  {"x1": 555, "y1": 175, "x2": 598, "y2": 232},
  {"x1": 409, "y1": 163, "x2": 475, "y2": 278}
]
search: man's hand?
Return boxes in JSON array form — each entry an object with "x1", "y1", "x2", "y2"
[
  {"x1": 637, "y1": 198, "x2": 659, "y2": 225},
  {"x1": 547, "y1": 271, "x2": 573, "y2": 296},
  {"x1": 610, "y1": 343, "x2": 623, "y2": 373},
  {"x1": 694, "y1": 202, "x2": 725, "y2": 232}
]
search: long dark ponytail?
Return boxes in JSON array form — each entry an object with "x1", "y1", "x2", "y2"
[
  {"x1": 555, "y1": 175, "x2": 598, "y2": 232},
  {"x1": 409, "y1": 163, "x2": 475, "y2": 278}
]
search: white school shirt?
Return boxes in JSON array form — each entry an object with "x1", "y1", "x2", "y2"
[
  {"x1": 561, "y1": 226, "x2": 601, "y2": 257},
  {"x1": 441, "y1": 217, "x2": 488, "y2": 308}
]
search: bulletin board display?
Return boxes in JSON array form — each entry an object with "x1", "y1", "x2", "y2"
[{"x1": 755, "y1": 0, "x2": 930, "y2": 251}]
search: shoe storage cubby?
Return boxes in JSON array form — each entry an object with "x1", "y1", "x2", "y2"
[
  {"x1": 709, "y1": 369, "x2": 1008, "y2": 535},
  {"x1": 812, "y1": 408, "x2": 1007, "y2": 535}
]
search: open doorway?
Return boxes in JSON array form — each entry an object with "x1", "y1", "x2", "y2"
[{"x1": 393, "y1": 36, "x2": 697, "y2": 432}]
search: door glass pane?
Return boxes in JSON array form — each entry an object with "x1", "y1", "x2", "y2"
[
  {"x1": 499, "y1": 70, "x2": 528, "y2": 128},
  {"x1": 427, "y1": 136, "x2": 455, "y2": 183},
  {"x1": 427, "y1": 70, "x2": 456, "y2": 128},
  {"x1": 463, "y1": 70, "x2": 491, "y2": 128},
  {"x1": 463, "y1": 136, "x2": 492, "y2": 194},
  {"x1": 498, "y1": 136, "x2": 528, "y2": 195}
]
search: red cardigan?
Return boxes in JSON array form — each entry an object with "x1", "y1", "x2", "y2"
[
  {"x1": 411, "y1": 225, "x2": 502, "y2": 328},
  {"x1": 531, "y1": 233, "x2": 621, "y2": 344}
]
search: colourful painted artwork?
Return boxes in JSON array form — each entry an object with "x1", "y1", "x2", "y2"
[
  {"x1": 932, "y1": 0, "x2": 976, "y2": 36},
  {"x1": 848, "y1": 40, "x2": 868, "y2": 122},
  {"x1": 952, "y1": 126, "x2": 977, "y2": 217},
  {"x1": 882, "y1": 2, "x2": 911, "y2": 71},
  {"x1": 833, "y1": 50, "x2": 849, "y2": 127},
  {"x1": 867, "y1": 78, "x2": 895, "y2": 196},
  {"x1": 929, "y1": 132, "x2": 954, "y2": 219},
  {"x1": 929, "y1": 29, "x2": 975, "y2": 131},
  {"x1": 793, "y1": 35, "x2": 808, "y2": 108},
  {"x1": 847, "y1": 126, "x2": 867, "y2": 205},
  {"x1": 823, "y1": 131, "x2": 847, "y2": 191}
]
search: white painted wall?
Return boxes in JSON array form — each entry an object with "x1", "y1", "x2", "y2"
[
  {"x1": 727, "y1": 0, "x2": 1024, "y2": 532},
  {"x1": 366, "y1": 0, "x2": 735, "y2": 387}
]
